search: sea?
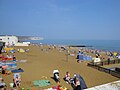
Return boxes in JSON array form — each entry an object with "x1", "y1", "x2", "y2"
[{"x1": 27, "y1": 39, "x2": 120, "y2": 52}]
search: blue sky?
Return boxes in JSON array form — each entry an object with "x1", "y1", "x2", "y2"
[{"x1": 0, "y1": 0, "x2": 120, "y2": 40}]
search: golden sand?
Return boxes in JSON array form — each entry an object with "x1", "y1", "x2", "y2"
[{"x1": 2, "y1": 45, "x2": 119, "y2": 89}]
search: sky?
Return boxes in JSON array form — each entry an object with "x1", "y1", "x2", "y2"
[{"x1": 0, "y1": 0, "x2": 120, "y2": 40}]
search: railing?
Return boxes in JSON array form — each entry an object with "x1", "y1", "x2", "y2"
[{"x1": 87, "y1": 59, "x2": 120, "y2": 78}]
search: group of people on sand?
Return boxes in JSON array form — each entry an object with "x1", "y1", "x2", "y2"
[
  {"x1": 0, "y1": 73, "x2": 21, "y2": 90},
  {"x1": 0, "y1": 54, "x2": 17, "y2": 75},
  {"x1": 76, "y1": 48, "x2": 120, "y2": 64},
  {"x1": 64, "y1": 72, "x2": 85, "y2": 90},
  {"x1": 0, "y1": 53, "x2": 21, "y2": 89},
  {"x1": 53, "y1": 70, "x2": 87, "y2": 90}
]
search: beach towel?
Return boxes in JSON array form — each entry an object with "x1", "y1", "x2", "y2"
[
  {"x1": 2, "y1": 61, "x2": 17, "y2": 70},
  {"x1": 7, "y1": 63, "x2": 17, "y2": 67},
  {"x1": 19, "y1": 60, "x2": 27, "y2": 63},
  {"x1": 33, "y1": 80, "x2": 50, "y2": 87},
  {"x1": 2, "y1": 65, "x2": 8, "y2": 69},
  {"x1": 12, "y1": 69, "x2": 24, "y2": 73}
]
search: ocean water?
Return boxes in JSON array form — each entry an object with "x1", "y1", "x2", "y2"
[{"x1": 27, "y1": 39, "x2": 120, "y2": 52}]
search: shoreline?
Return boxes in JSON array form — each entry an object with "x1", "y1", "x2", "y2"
[{"x1": 27, "y1": 39, "x2": 120, "y2": 52}]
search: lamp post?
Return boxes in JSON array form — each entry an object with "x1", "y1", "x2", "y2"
[{"x1": 66, "y1": 49, "x2": 69, "y2": 62}]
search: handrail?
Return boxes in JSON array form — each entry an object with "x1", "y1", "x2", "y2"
[{"x1": 87, "y1": 59, "x2": 120, "y2": 78}]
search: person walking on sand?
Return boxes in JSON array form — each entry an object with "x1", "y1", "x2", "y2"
[{"x1": 77, "y1": 51, "x2": 84, "y2": 63}]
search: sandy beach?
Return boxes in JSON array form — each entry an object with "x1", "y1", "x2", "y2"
[
  {"x1": 1, "y1": 0, "x2": 120, "y2": 89},
  {"x1": 1, "y1": 45, "x2": 119, "y2": 90}
]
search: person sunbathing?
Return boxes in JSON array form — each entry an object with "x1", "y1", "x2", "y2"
[
  {"x1": 0, "y1": 78, "x2": 6, "y2": 89},
  {"x1": 14, "y1": 75, "x2": 21, "y2": 88},
  {"x1": 2, "y1": 68, "x2": 5, "y2": 74},
  {"x1": 2, "y1": 68, "x2": 11, "y2": 75}
]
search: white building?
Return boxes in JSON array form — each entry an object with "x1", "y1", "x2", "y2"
[{"x1": 0, "y1": 35, "x2": 18, "y2": 46}]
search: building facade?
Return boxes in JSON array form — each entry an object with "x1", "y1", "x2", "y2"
[{"x1": 0, "y1": 35, "x2": 18, "y2": 46}]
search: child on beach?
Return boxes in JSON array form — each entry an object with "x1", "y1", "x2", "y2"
[{"x1": 64, "y1": 72, "x2": 71, "y2": 84}]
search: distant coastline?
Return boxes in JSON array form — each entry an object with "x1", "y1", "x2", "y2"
[
  {"x1": 27, "y1": 39, "x2": 120, "y2": 52},
  {"x1": 17, "y1": 36, "x2": 43, "y2": 41},
  {"x1": 68, "y1": 45, "x2": 93, "y2": 47}
]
